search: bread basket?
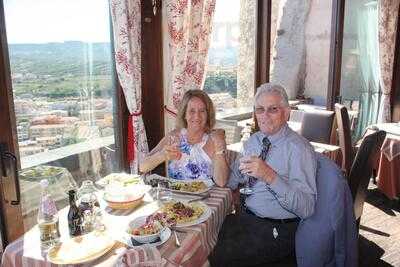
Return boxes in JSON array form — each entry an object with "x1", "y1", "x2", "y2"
[{"x1": 103, "y1": 192, "x2": 144, "y2": 210}]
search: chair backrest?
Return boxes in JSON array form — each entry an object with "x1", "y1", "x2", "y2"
[
  {"x1": 335, "y1": 103, "x2": 354, "y2": 176},
  {"x1": 299, "y1": 110, "x2": 335, "y2": 144},
  {"x1": 289, "y1": 109, "x2": 304, "y2": 122},
  {"x1": 348, "y1": 130, "x2": 386, "y2": 221},
  {"x1": 215, "y1": 119, "x2": 243, "y2": 145}
]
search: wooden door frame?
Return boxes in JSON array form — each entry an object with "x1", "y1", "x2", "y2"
[
  {"x1": 255, "y1": 0, "x2": 271, "y2": 88},
  {"x1": 327, "y1": 0, "x2": 346, "y2": 110},
  {"x1": 391, "y1": 5, "x2": 400, "y2": 122},
  {"x1": 0, "y1": 0, "x2": 24, "y2": 244}
]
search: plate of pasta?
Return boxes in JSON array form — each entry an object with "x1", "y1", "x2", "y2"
[
  {"x1": 147, "y1": 174, "x2": 213, "y2": 194},
  {"x1": 159, "y1": 201, "x2": 211, "y2": 227}
]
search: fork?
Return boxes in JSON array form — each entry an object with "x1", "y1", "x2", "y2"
[{"x1": 173, "y1": 230, "x2": 181, "y2": 247}]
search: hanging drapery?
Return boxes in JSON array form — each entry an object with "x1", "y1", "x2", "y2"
[
  {"x1": 110, "y1": 0, "x2": 148, "y2": 172},
  {"x1": 163, "y1": 0, "x2": 216, "y2": 132},
  {"x1": 354, "y1": 3, "x2": 381, "y2": 139},
  {"x1": 377, "y1": 0, "x2": 400, "y2": 123}
]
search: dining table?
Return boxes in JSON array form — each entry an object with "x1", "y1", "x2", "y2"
[
  {"x1": 372, "y1": 123, "x2": 400, "y2": 200},
  {"x1": 1, "y1": 184, "x2": 233, "y2": 267}
]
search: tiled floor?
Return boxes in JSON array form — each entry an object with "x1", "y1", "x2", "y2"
[{"x1": 359, "y1": 183, "x2": 400, "y2": 267}]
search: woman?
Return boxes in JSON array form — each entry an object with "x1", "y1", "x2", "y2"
[{"x1": 140, "y1": 90, "x2": 229, "y2": 187}]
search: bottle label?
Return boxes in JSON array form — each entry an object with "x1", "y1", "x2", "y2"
[{"x1": 41, "y1": 196, "x2": 58, "y2": 217}]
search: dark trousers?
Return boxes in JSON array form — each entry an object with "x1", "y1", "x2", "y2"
[{"x1": 209, "y1": 211, "x2": 298, "y2": 267}]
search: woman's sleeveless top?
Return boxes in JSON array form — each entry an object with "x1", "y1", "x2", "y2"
[{"x1": 167, "y1": 128, "x2": 213, "y2": 183}]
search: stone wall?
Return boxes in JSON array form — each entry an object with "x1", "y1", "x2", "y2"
[
  {"x1": 270, "y1": 0, "x2": 311, "y2": 99},
  {"x1": 271, "y1": 0, "x2": 332, "y2": 105},
  {"x1": 304, "y1": 0, "x2": 332, "y2": 105}
]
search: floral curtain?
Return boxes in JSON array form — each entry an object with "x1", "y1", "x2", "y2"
[
  {"x1": 163, "y1": 0, "x2": 216, "y2": 132},
  {"x1": 110, "y1": 0, "x2": 148, "y2": 172},
  {"x1": 377, "y1": 0, "x2": 400, "y2": 123}
]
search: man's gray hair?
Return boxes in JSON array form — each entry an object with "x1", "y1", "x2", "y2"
[{"x1": 254, "y1": 83, "x2": 289, "y2": 107}]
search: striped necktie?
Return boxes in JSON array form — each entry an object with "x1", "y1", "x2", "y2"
[
  {"x1": 259, "y1": 137, "x2": 271, "y2": 161},
  {"x1": 248, "y1": 137, "x2": 271, "y2": 187}
]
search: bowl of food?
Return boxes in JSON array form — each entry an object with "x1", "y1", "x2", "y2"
[{"x1": 127, "y1": 216, "x2": 166, "y2": 244}]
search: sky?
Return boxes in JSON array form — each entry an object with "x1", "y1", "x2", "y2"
[
  {"x1": 3, "y1": 0, "x2": 239, "y2": 44},
  {"x1": 213, "y1": 0, "x2": 240, "y2": 23},
  {"x1": 4, "y1": 0, "x2": 111, "y2": 44}
]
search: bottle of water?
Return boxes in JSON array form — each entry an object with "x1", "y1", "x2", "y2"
[{"x1": 37, "y1": 179, "x2": 60, "y2": 249}]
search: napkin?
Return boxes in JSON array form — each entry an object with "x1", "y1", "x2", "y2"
[{"x1": 116, "y1": 246, "x2": 163, "y2": 267}]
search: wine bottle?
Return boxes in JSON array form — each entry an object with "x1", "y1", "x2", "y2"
[{"x1": 67, "y1": 189, "x2": 83, "y2": 236}]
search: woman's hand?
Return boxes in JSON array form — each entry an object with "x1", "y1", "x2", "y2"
[
  {"x1": 163, "y1": 144, "x2": 182, "y2": 160},
  {"x1": 210, "y1": 129, "x2": 226, "y2": 151}
]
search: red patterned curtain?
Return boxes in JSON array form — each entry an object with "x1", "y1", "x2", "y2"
[
  {"x1": 163, "y1": 0, "x2": 216, "y2": 131},
  {"x1": 110, "y1": 0, "x2": 149, "y2": 172},
  {"x1": 378, "y1": 0, "x2": 400, "y2": 122}
]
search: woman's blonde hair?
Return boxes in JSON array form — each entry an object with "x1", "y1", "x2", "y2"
[{"x1": 176, "y1": 90, "x2": 216, "y2": 131}]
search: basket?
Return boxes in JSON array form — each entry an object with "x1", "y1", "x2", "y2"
[{"x1": 104, "y1": 194, "x2": 144, "y2": 210}]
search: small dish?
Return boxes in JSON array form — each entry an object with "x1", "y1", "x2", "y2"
[
  {"x1": 127, "y1": 216, "x2": 166, "y2": 244},
  {"x1": 124, "y1": 227, "x2": 171, "y2": 247}
]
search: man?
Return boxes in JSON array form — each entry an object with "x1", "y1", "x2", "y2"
[{"x1": 209, "y1": 83, "x2": 317, "y2": 266}]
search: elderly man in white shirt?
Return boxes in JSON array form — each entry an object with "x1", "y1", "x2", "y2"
[{"x1": 209, "y1": 83, "x2": 317, "y2": 266}]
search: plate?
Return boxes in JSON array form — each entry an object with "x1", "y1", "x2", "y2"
[
  {"x1": 147, "y1": 174, "x2": 213, "y2": 195},
  {"x1": 161, "y1": 201, "x2": 212, "y2": 228},
  {"x1": 124, "y1": 227, "x2": 171, "y2": 247},
  {"x1": 47, "y1": 232, "x2": 115, "y2": 265}
]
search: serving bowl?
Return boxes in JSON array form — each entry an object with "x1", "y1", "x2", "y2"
[
  {"x1": 103, "y1": 184, "x2": 150, "y2": 210},
  {"x1": 127, "y1": 216, "x2": 165, "y2": 244}
]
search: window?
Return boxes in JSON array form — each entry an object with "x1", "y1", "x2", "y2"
[
  {"x1": 4, "y1": 0, "x2": 119, "y2": 231},
  {"x1": 204, "y1": 0, "x2": 257, "y2": 143}
]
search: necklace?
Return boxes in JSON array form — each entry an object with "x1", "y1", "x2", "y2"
[{"x1": 186, "y1": 132, "x2": 203, "y2": 145}]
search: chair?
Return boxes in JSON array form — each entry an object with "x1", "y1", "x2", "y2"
[
  {"x1": 215, "y1": 119, "x2": 243, "y2": 145},
  {"x1": 289, "y1": 109, "x2": 304, "y2": 122},
  {"x1": 295, "y1": 153, "x2": 358, "y2": 267},
  {"x1": 335, "y1": 103, "x2": 354, "y2": 176},
  {"x1": 347, "y1": 130, "x2": 386, "y2": 229},
  {"x1": 299, "y1": 110, "x2": 335, "y2": 144}
]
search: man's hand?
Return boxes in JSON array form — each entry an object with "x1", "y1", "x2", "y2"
[{"x1": 239, "y1": 156, "x2": 277, "y2": 184}]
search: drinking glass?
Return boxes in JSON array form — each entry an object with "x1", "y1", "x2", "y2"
[
  {"x1": 157, "y1": 180, "x2": 172, "y2": 203},
  {"x1": 238, "y1": 150, "x2": 258, "y2": 195},
  {"x1": 168, "y1": 134, "x2": 182, "y2": 160}
]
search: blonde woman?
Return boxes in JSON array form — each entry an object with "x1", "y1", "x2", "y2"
[{"x1": 140, "y1": 90, "x2": 229, "y2": 187}]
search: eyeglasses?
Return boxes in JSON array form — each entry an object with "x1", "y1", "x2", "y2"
[{"x1": 254, "y1": 105, "x2": 283, "y2": 115}]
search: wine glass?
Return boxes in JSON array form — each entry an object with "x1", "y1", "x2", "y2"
[
  {"x1": 167, "y1": 134, "x2": 182, "y2": 162},
  {"x1": 238, "y1": 150, "x2": 258, "y2": 195},
  {"x1": 156, "y1": 180, "x2": 172, "y2": 203}
]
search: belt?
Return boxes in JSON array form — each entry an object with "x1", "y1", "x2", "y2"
[{"x1": 245, "y1": 208, "x2": 300, "y2": 224}]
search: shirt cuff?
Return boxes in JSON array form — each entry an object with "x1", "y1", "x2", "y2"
[{"x1": 268, "y1": 174, "x2": 289, "y2": 197}]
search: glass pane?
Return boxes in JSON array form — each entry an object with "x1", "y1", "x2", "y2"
[
  {"x1": 340, "y1": 0, "x2": 379, "y2": 140},
  {"x1": 270, "y1": 1, "x2": 332, "y2": 106},
  {"x1": 4, "y1": 0, "x2": 119, "y2": 232},
  {"x1": 204, "y1": 0, "x2": 257, "y2": 144}
]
